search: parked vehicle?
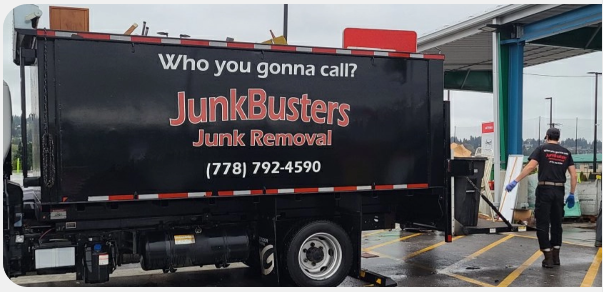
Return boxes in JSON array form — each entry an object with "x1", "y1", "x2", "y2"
[{"x1": 4, "y1": 6, "x2": 451, "y2": 286}]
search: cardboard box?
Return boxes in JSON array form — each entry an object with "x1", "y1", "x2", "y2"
[
  {"x1": 49, "y1": 6, "x2": 89, "y2": 32},
  {"x1": 513, "y1": 209, "x2": 532, "y2": 223}
]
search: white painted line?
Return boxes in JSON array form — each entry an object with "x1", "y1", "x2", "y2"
[
  {"x1": 209, "y1": 41, "x2": 227, "y2": 47},
  {"x1": 393, "y1": 184, "x2": 408, "y2": 189},
  {"x1": 278, "y1": 188, "x2": 295, "y2": 194},
  {"x1": 110, "y1": 35, "x2": 132, "y2": 41},
  {"x1": 188, "y1": 192, "x2": 207, "y2": 198},
  {"x1": 374, "y1": 51, "x2": 389, "y2": 56},
  {"x1": 88, "y1": 196, "x2": 109, "y2": 202},
  {"x1": 296, "y1": 47, "x2": 313, "y2": 52},
  {"x1": 254, "y1": 44, "x2": 271, "y2": 50},
  {"x1": 319, "y1": 187, "x2": 334, "y2": 192},
  {"x1": 336, "y1": 49, "x2": 352, "y2": 54},
  {"x1": 234, "y1": 190, "x2": 251, "y2": 195},
  {"x1": 410, "y1": 53, "x2": 425, "y2": 58},
  {"x1": 55, "y1": 31, "x2": 75, "y2": 37},
  {"x1": 161, "y1": 38, "x2": 181, "y2": 44},
  {"x1": 357, "y1": 186, "x2": 372, "y2": 191},
  {"x1": 138, "y1": 194, "x2": 159, "y2": 200}
]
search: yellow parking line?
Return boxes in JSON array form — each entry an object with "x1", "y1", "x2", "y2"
[
  {"x1": 362, "y1": 233, "x2": 421, "y2": 252},
  {"x1": 469, "y1": 234, "x2": 514, "y2": 258},
  {"x1": 508, "y1": 233, "x2": 593, "y2": 248},
  {"x1": 443, "y1": 271, "x2": 495, "y2": 287},
  {"x1": 362, "y1": 230, "x2": 388, "y2": 238},
  {"x1": 580, "y1": 248, "x2": 602, "y2": 287},
  {"x1": 369, "y1": 236, "x2": 497, "y2": 288},
  {"x1": 367, "y1": 250, "x2": 402, "y2": 261},
  {"x1": 440, "y1": 234, "x2": 514, "y2": 274},
  {"x1": 369, "y1": 250, "x2": 437, "y2": 273},
  {"x1": 497, "y1": 250, "x2": 541, "y2": 287},
  {"x1": 403, "y1": 236, "x2": 465, "y2": 260}
]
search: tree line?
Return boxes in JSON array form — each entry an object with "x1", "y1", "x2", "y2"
[{"x1": 452, "y1": 135, "x2": 602, "y2": 156}]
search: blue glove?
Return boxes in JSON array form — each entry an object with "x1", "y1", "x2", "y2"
[
  {"x1": 505, "y1": 180, "x2": 518, "y2": 192},
  {"x1": 566, "y1": 193, "x2": 575, "y2": 208}
]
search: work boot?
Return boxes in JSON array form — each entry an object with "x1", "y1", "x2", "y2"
[
  {"x1": 552, "y1": 248, "x2": 560, "y2": 265},
  {"x1": 541, "y1": 250, "x2": 554, "y2": 268}
]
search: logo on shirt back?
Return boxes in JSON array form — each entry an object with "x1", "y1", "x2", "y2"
[{"x1": 543, "y1": 149, "x2": 569, "y2": 165}]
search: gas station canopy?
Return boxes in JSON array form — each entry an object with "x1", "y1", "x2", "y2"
[{"x1": 418, "y1": 4, "x2": 602, "y2": 92}]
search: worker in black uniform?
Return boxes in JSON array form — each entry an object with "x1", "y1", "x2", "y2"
[{"x1": 505, "y1": 128, "x2": 577, "y2": 268}]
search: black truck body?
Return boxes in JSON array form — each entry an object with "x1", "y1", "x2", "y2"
[{"x1": 4, "y1": 27, "x2": 451, "y2": 286}]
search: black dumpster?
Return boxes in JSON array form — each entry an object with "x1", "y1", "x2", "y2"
[{"x1": 453, "y1": 157, "x2": 487, "y2": 227}]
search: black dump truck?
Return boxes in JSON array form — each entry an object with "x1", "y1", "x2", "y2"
[{"x1": 4, "y1": 13, "x2": 457, "y2": 286}]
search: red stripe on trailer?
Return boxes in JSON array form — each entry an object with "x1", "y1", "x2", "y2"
[
  {"x1": 334, "y1": 186, "x2": 357, "y2": 192},
  {"x1": 109, "y1": 195, "x2": 134, "y2": 201},
  {"x1": 218, "y1": 191, "x2": 234, "y2": 196},
  {"x1": 34, "y1": 30, "x2": 444, "y2": 61},
  {"x1": 251, "y1": 190, "x2": 264, "y2": 195},
  {"x1": 351, "y1": 50, "x2": 375, "y2": 56},
  {"x1": 265, "y1": 189, "x2": 279, "y2": 194},
  {"x1": 294, "y1": 187, "x2": 319, "y2": 193},
  {"x1": 424, "y1": 54, "x2": 445, "y2": 60},
  {"x1": 312, "y1": 47, "x2": 337, "y2": 54},
  {"x1": 181, "y1": 39, "x2": 210, "y2": 46},
  {"x1": 375, "y1": 185, "x2": 394, "y2": 190},
  {"x1": 271, "y1": 45, "x2": 297, "y2": 52},
  {"x1": 389, "y1": 52, "x2": 411, "y2": 58},
  {"x1": 227, "y1": 42, "x2": 255, "y2": 49},
  {"x1": 407, "y1": 183, "x2": 429, "y2": 189},
  {"x1": 131, "y1": 36, "x2": 161, "y2": 43},
  {"x1": 158, "y1": 193, "x2": 188, "y2": 199},
  {"x1": 78, "y1": 33, "x2": 111, "y2": 40},
  {"x1": 37, "y1": 30, "x2": 55, "y2": 36}
]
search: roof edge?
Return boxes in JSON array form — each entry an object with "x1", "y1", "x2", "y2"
[
  {"x1": 417, "y1": 4, "x2": 528, "y2": 43},
  {"x1": 417, "y1": 4, "x2": 564, "y2": 52}
]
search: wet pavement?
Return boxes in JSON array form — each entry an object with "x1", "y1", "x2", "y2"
[{"x1": 9, "y1": 220, "x2": 601, "y2": 287}]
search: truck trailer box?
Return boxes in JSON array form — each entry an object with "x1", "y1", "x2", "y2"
[
  {"x1": 6, "y1": 24, "x2": 449, "y2": 286},
  {"x1": 28, "y1": 31, "x2": 446, "y2": 204}
]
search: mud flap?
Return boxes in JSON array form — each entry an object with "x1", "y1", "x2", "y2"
[
  {"x1": 337, "y1": 193, "x2": 362, "y2": 278},
  {"x1": 339, "y1": 193, "x2": 398, "y2": 287},
  {"x1": 258, "y1": 197, "x2": 280, "y2": 286}
]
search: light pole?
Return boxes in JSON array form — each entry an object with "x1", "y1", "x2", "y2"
[
  {"x1": 588, "y1": 71, "x2": 601, "y2": 173},
  {"x1": 538, "y1": 116, "x2": 541, "y2": 146},
  {"x1": 545, "y1": 97, "x2": 553, "y2": 128},
  {"x1": 283, "y1": 4, "x2": 288, "y2": 40}
]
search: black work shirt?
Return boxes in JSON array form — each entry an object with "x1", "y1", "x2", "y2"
[{"x1": 528, "y1": 143, "x2": 574, "y2": 183}]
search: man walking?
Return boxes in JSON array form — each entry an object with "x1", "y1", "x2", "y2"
[{"x1": 505, "y1": 128, "x2": 577, "y2": 268}]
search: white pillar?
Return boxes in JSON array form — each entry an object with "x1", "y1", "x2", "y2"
[{"x1": 492, "y1": 18, "x2": 502, "y2": 206}]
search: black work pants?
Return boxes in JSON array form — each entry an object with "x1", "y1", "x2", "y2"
[{"x1": 534, "y1": 185, "x2": 565, "y2": 249}]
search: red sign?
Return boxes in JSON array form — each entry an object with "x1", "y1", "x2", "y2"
[
  {"x1": 482, "y1": 122, "x2": 494, "y2": 134},
  {"x1": 343, "y1": 28, "x2": 417, "y2": 53}
]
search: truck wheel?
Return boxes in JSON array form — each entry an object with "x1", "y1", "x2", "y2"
[
  {"x1": 3, "y1": 238, "x2": 9, "y2": 278},
  {"x1": 284, "y1": 220, "x2": 352, "y2": 286}
]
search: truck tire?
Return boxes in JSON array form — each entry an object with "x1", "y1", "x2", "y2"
[
  {"x1": 3, "y1": 238, "x2": 9, "y2": 278},
  {"x1": 283, "y1": 220, "x2": 352, "y2": 286}
]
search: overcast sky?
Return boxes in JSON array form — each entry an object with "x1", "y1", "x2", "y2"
[{"x1": 2, "y1": 4, "x2": 602, "y2": 140}]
